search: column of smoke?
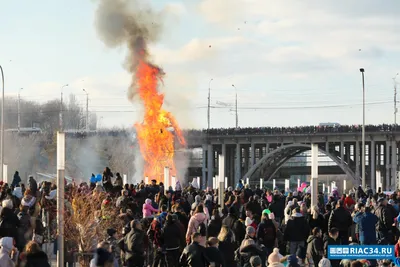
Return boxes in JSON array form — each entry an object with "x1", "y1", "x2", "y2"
[{"x1": 95, "y1": 0, "x2": 190, "y2": 184}]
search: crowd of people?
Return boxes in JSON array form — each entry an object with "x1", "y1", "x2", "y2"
[
  {"x1": 187, "y1": 124, "x2": 399, "y2": 136},
  {"x1": 0, "y1": 169, "x2": 399, "y2": 266}
]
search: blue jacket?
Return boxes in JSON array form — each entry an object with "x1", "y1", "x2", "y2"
[{"x1": 353, "y1": 211, "x2": 378, "y2": 243}]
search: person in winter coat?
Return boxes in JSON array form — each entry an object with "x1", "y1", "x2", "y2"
[
  {"x1": 11, "y1": 172, "x2": 21, "y2": 188},
  {"x1": 328, "y1": 200, "x2": 352, "y2": 245},
  {"x1": 267, "y1": 248, "x2": 284, "y2": 267},
  {"x1": 186, "y1": 205, "x2": 208, "y2": 246},
  {"x1": 123, "y1": 220, "x2": 145, "y2": 267},
  {"x1": 284, "y1": 207, "x2": 310, "y2": 255},
  {"x1": 106, "y1": 228, "x2": 121, "y2": 266},
  {"x1": 353, "y1": 205, "x2": 378, "y2": 245},
  {"x1": 0, "y1": 200, "x2": 19, "y2": 240},
  {"x1": 114, "y1": 173, "x2": 123, "y2": 188},
  {"x1": 180, "y1": 232, "x2": 211, "y2": 267},
  {"x1": 284, "y1": 201, "x2": 294, "y2": 224},
  {"x1": 269, "y1": 195, "x2": 285, "y2": 223},
  {"x1": 207, "y1": 209, "x2": 222, "y2": 238},
  {"x1": 162, "y1": 214, "x2": 185, "y2": 267},
  {"x1": 308, "y1": 206, "x2": 325, "y2": 235},
  {"x1": 28, "y1": 177, "x2": 37, "y2": 197},
  {"x1": 205, "y1": 237, "x2": 225, "y2": 267},
  {"x1": 142, "y1": 198, "x2": 158, "y2": 218},
  {"x1": 322, "y1": 204, "x2": 332, "y2": 235},
  {"x1": 0, "y1": 237, "x2": 18, "y2": 267},
  {"x1": 306, "y1": 227, "x2": 324, "y2": 267},
  {"x1": 102, "y1": 167, "x2": 113, "y2": 192},
  {"x1": 218, "y1": 225, "x2": 236, "y2": 266},
  {"x1": 323, "y1": 228, "x2": 340, "y2": 267},
  {"x1": 16, "y1": 205, "x2": 32, "y2": 252},
  {"x1": 239, "y1": 227, "x2": 265, "y2": 267},
  {"x1": 374, "y1": 197, "x2": 395, "y2": 243},
  {"x1": 256, "y1": 211, "x2": 277, "y2": 256},
  {"x1": 23, "y1": 241, "x2": 50, "y2": 267}
]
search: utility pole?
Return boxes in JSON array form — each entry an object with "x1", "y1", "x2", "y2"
[
  {"x1": 232, "y1": 84, "x2": 238, "y2": 128},
  {"x1": 394, "y1": 73, "x2": 399, "y2": 126},
  {"x1": 18, "y1": 88, "x2": 23, "y2": 133},
  {"x1": 83, "y1": 89, "x2": 89, "y2": 132},
  {"x1": 0, "y1": 65, "x2": 4, "y2": 182},
  {"x1": 60, "y1": 84, "x2": 68, "y2": 131},
  {"x1": 360, "y1": 68, "x2": 366, "y2": 188}
]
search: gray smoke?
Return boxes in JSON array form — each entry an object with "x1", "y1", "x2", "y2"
[{"x1": 95, "y1": 0, "x2": 163, "y2": 100}]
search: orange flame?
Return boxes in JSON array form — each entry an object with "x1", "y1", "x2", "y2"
[{"x1": 134, "y1": 59, "x2": 186, "y2": 183}]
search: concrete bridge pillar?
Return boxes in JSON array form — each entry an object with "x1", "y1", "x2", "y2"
[
  {"x1": 235, "y1": 143, "x2": 241, "y2": 186},
  {"x1": 391, "y1": 141, "x2": 397, "y2": 190},
  {"x1": 250, "y1": 142, "x2": 255, "y2": 168},
  {"x1": 207, "y1": 144, "x2": 214, "y2": 188},
  {"x1": 371, "y1": 140, "x2": 376, "y2": 191},
  {"x1": 202, "y1": 144, "x2": 207, "y2": 189},
  {"x1": 386, "y1": 141, "x2": 390, "y2": 190},
  {"x1": 340, "y1": 141, "x2": 344, "y2": 166},
  {"x1": 356, "y1": 141, "x2": 360, "y2": 179}
]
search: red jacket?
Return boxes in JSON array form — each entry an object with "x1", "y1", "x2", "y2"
[{"x1": 395, "y1": 243, "x2": 400, "y2": 257}]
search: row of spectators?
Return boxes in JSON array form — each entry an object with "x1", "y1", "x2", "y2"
[{"x1": 186, "y1": 124, "x2": 399, "y2": 136}]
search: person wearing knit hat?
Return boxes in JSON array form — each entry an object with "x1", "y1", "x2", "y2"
[
  {"x1": 246, "y1": 226, "x2": 256, "y2": 237},
  {"x1": 287, "y1": 254, "x2": 300, "y2": 267},
  {"x1": 318, "y1": 257, "x2": 331, "y2": 267},
  {"x1": 267, "y1": 248, "x2": 284, "y2": 266}
]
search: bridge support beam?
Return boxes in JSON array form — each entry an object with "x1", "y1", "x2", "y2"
[
  {"x1": 202, "y1": 144, "x2": 207, "y2": 189},
  {"x1": 250, "y1": 142, "x2": 255, "y2": 168},
  {"x1": 386, "y1": 141, "x2": 390, "y2": 190},
  {"x1": 311, "y1": 144, "x2": 318, "y2": 208},
  {"x1": 207, "y1": 144, "x2": 213, "y2": 188},
  {"x1": 356, "y1": 141, "x2": 360, "y2": 179},
  {"x1": 371, "y1": 141, "x2": 375, "y2": 191},
  {"x1": 340, "y1": 141, "x2": 344, "y2": 166},
  {"x1": 392, "y1": 141, "x2": 397, "y2": 190},
  {"x1": 235, "y1": 143, "x2": 241, "y2": 186}
]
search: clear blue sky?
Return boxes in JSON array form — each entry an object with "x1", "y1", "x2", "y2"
[{"x1": 1, "y1": 0, "x2": 400, "y2": 129}]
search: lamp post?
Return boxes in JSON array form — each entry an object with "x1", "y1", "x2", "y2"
[
  {"x1": 60, "y1": 84, "x2": 68, "y2": 131},
  {"x1": 0, "y1": 65, "x2": 4, "y2": 181},
  {"x1": 82, "y1": 89, "x2": 89, "y2": 132},
  {"x1": 18, "y1": 88, "x2": 23, "y2": 133},
  {"x1": 393, "y1": 73, "x2": 399, "y2": 126},
  {"x1": 231, "y1": 84, "x2": 238, "y2": 128},
  {"x1": 360, "y1": 68, "x2": 366, "y2": 188}
]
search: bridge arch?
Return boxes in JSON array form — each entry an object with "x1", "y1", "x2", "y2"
[{"x1": 243, "y1": 143, "x2": 359, "y2": 183}]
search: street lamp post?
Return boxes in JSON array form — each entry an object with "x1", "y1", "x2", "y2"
[
  {"x1": 18, "y1": 88, "x2": 23, "y2": 133},
  {"x1": 232, "y1": 84, "x2": 238, "y2": 128},
  {"x1": 0, "y1": 65, "x2": 4, "y2": 181},
  {"x1": 82, "y1": 89, "x2": 89, "y2": 132},
  {"x1": 393, "y1": 73, "x2": 399, "y2": 126},
  {"x1": 60, "y1": 84, "x2": 68, "y2": 131},
  {"x1": 360, "y1": 68, "x2": 366, "y2": 188}
]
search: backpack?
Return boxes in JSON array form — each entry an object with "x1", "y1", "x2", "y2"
[{"x1": 261, "y1": 224, "x2": 276, "y2": 245}]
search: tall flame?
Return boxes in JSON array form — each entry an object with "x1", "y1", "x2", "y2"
[{"x1": 134, "y1": 59, "x2": 186, "y2": 183}]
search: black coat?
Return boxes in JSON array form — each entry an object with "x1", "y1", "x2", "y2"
[
  {"x1": 180, "y1": 242, "x2": 209, "y2": 267},
  {"x1": 0, "y1": 207, "x2": 19, "y2": 239},
  {"x1": 205, "y1": 247, "x2": 225, "y2": 267},
  {"x1": 218, "y1": 232, "x2": 236, "y2": 266},
  {"x1": 328, "y1": 207, "x2": 352, "y2": 233},
  {"x1": 284, "y1": 216, "x2": 310, "y2": 242},
  {"x1": 307, "y1": 214, "x2": 325, "y2": 234},
  {"x1": 324, "y1": 236, "x2": 341, "y2": 267},
  {"x1": 269, "y1": 198, "x2": 285, "y2": 220},
  {"x1": 25, "y1": 251, "x2": 50, "y2": 267},
  {"x1": 207, "y1": 218, "x2": 222, "y2": 238},
  {"x1": 162, "y1": 221, "x2": 184, "y2": 249},
  {"x1": 124, "y1": 228, "x2": 145, "y2": 261}
]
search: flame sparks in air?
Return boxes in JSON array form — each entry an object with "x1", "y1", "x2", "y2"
[{"x1": 134, "y1": 58, "x2": 186, "y2": 183}]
